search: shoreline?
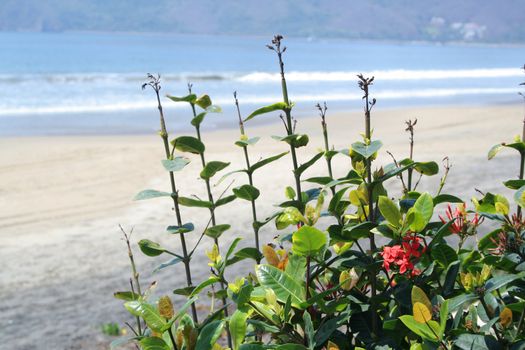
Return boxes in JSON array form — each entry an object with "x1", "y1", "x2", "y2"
[{"x1": 1, "y1": 101, "x2": 521, "y2": 137}]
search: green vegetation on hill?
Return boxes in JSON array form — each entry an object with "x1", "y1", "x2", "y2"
[{"x1": 2, "y1": 0, "x2": 525, "y2": 43}]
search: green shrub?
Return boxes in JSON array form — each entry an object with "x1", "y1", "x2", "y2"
[{"x1": 113, "y1": 36, "x2": 525, "y2": 350}]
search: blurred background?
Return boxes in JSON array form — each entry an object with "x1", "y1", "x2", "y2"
[
  {"x1": 1, "y1": 0, "x2": 525, "y2": 135},
  {"x1": 1, "y1": 1, "x2": 525, "y2": 349}
]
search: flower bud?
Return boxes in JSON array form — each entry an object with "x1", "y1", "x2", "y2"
[{"x1": 340, "y1": 268, "x2": 359, "y2": 291}]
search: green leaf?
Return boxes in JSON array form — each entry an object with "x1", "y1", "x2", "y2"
[
  {"x1": 454, "y1": 334, "x2": 501, "y2": 350},
  {"x1": 351, "y1": 140, "x2": 382, "y2": 159},
  {"x1": 166, "y1": 94, "x2": 197, "y2": 104},
  {"x1": 153, "y1": 257, "x2": 182, "y2": 274},
  {"x1": 378, "y1": 196, "x2": 402, "y2": 228},
  {"x1": 244, "y1": 102, "x2": 288, "y2": 122},
  {"x1": 205, "y1": 224, "x2": 231, "y2": 239},
  {"x1": 276, "y1": 345, "x2": 308, "y2": 350},
  {"x1": 161, "y1": 157, "x2": 190, "y2": 172},
  {"x1": 177, "y1": 197, "x2": 213, "y2": 208},
  {"x1": 113, "y1": 291, "x2": 140, "y2": 301},
  {"x1": 200, "y1": 161, "x2": 230, "y2": 180},
  {"x1": 433, "y1": 194, "x2": 463, "y2": 206},
  {"x1": 134, "y1": 189, "x2": 172, "y2": 201},
  {"x1": 443, "y1": 261, "x2": 460, "y2": 297},
  {"x1": 304, "y1": 176, "x2": 334, "y2": 185},
  {"x1": 292, "y1": 225, "x2": 327, "y2": 257},
  {"x1": 195, "y1": 94, "x2": 212, "y2": 109},
  {"x1": 341, "y1": 222, "x2": 375, "y2": 241},
  {"x1": 125, "y1": 301, "x2": 167, "y2": 332},
  {"x1": 166, "y1": 223, "x2": 194, "y2": 234},
  {"x1": 409, "y1": 192, "x2": 434, "y2": 232},
  {"x1": 139, "y1": 337, "x2": 170, "y2": 350},
  {"x1": 230, "y1": 310, "x2": 248, "y2": 350},
  {"x1": 235, "y1": 136, "x2": 260, "y2": 147},
  {"x1": 249, "y1": 152, "x2": 288, "y2": 173},
  {"x1": 399, "y1": 315, "x2": 440, "y2": 341},
  {"x1": 191, "y1": 112, "x2": 207, "y2": 127},
  {"x1": 215, "y1": 194, "x2": 237, "y2": 207},
  {"x1": 190, "y1": 277, "x2": 221, "y2": 297},
  {"x1": 431, "y1": 244, "x2": 458, "y2": 268},
  {"x1": 514, "y1": 185, "x2": 525, "y2": 208},
  {"x1": 110, "y1": 336, "x2": 140, "y2": 350},
  {"x1": 195, "y1": 320, "x2": 225, "y2": 350},
  {"x1": 272, "y1": 134, "x2": 310, "y2": 148},
  {"x1": 439, "y1": 300, "x2": 449, "y2": 334},
  {"x1": 235, "y1": 247, "x2": 263, "y2": 261},
  {"x1": 256, "y1": 264, "x2": 305, "y2": 307},
  {"x1": 285, "y1": 186, "x2": 296, "y2": 199},
  {"x1": 485, "y1": 272, "x2": 525, "y2": 293},
  {"x1": 239, "y1": 345, "x2": 266, "y2": 350},
  {"x1": 172, "y1": 136, "x2": 205, "y2": 154},
  {"x1": 295, "y1": 152, "x2": 324, "y2": 177},
  {"x1": 284, "y1": 254, "x2": 306, "y2": 281},
  {"x1": 303, "y1": 312, "x2": 315, "y2": 350},
  {"x1": 233, "y1": 184, "x2": 260, "y2": 201},
  {"x1": 504, "y1": 179, "x2": 525, "y2": 190},
  {"x1": 505, "y1": 142, "x2": 525, "y2": 153},
  {"x1": 448, "y1": 293, "x2": 477, "y2": 311},
  {"x1": 488, "y1": 143, "x2": 503, "y2": 160},
  {"x1": 138, "y1": 239, "x2": 166, "y2": 257},
  {"x1": 414, "y1": 161, "x2": 439, "y2": 176}
]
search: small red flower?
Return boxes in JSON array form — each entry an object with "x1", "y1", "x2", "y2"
[
  {"x1": 381, "y1": 234, "x2": 425, "y2": 277},
  {"x1": 439, "y1": 203, "x2": 482, "y2": 236}
]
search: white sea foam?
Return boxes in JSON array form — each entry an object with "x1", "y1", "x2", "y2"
[
  {"x1": 0, "y1": 87, "x2": 519, "y2": 116},
  {"x1": 238, "y1": 68, "x2": 523, "y2": 83},
  {"x1": 0, "y1": 67, "x2": 521, "y2": 86}
]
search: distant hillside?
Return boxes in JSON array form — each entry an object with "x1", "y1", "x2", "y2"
[{"x1": 2, "y1": 0, "x2": 525, "y2": 43}]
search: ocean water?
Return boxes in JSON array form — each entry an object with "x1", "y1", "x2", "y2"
[{"x1": 0, "y1": 32, "x2": 524, "y2": 135}]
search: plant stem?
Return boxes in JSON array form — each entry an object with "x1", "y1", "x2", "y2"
[
  {"x1": 306, "y1": 256, "x2": 311, "y2": 300},
  {"x1": 144, "y1": 75, "x2": 198, "y2": 323},
  {"x1": 270, "y1": 35, "x2": 303, "y2": 211},
  {"x1": 190, "y1": 102, "x2": 218, "y2": 232},
  {"x1": 358, "y1": 74, "x2": 378, "y2": 337},
  {"x1": 317, "y1": 102, "x2": 335, "y2": 196},
  {"x1": 234, "y1": 92, "x2": 261, "y2": 255},
  {"x1": 405, "y1": 119, "x2": 417, "y2": 192},
  {"x1": 120, "y1": 226, "x2": 143, "y2": 335},
  {"x1": 187, "y1": 88, "x2": 231, "y2": 348},
  {"x1": 519, "y1": 150, "x2": 524, "y2": 217},
  {"x1": 168, "y1": 327, "x2": 179, "y2": 350}
]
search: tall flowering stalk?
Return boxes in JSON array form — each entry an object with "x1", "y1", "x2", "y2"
[
  {"x1": 316, "y1": 102, "x2": 336, "y2": 195},
  {"x1": 267, "y1": 35, "x2": 303, "y2": 211},
  {"x1": 142, "y1": 74, "x2": 198, "y2": 322}
]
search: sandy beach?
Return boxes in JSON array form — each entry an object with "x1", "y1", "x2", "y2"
[{"x1": 1, "y1": 104, "x2": 523, "y2": 349}]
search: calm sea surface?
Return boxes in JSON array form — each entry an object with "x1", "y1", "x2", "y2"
[{"x1": 1, "y1": 32, "x2": 524, "y2": 135}]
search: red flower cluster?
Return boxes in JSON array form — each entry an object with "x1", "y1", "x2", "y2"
[
  {"x1": 381, "y1": 234, "x2": 425, "y2": 276},
  {"x1": 439, "y1": 203, "x2": 482, "y2": 236}
]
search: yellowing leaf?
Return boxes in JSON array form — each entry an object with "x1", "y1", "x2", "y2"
[
  {"x1": 262, "y1": 245, "x2": 280, "y2": 267},
  {"x1": 495, "y1": 201, "x2": 509, "y2": 215},
  {"x1": 327, "y1": 341, "x2": 340, "y2": 350},
  {"x1": 411, "y1": 286, "x2": 432, "y2": 312},
  {"x1": 413, "y1": 302, "x2": 432, "y2": 323},
  {"x1": 206, "y1": 244, "x2": 220, "y2": 265},
  {"x1": 500, "y1": 307, "x2": 513, "y2": 328},
  {"x1": 157, "y1": 296, "x2": 174, "y2": 319}
]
